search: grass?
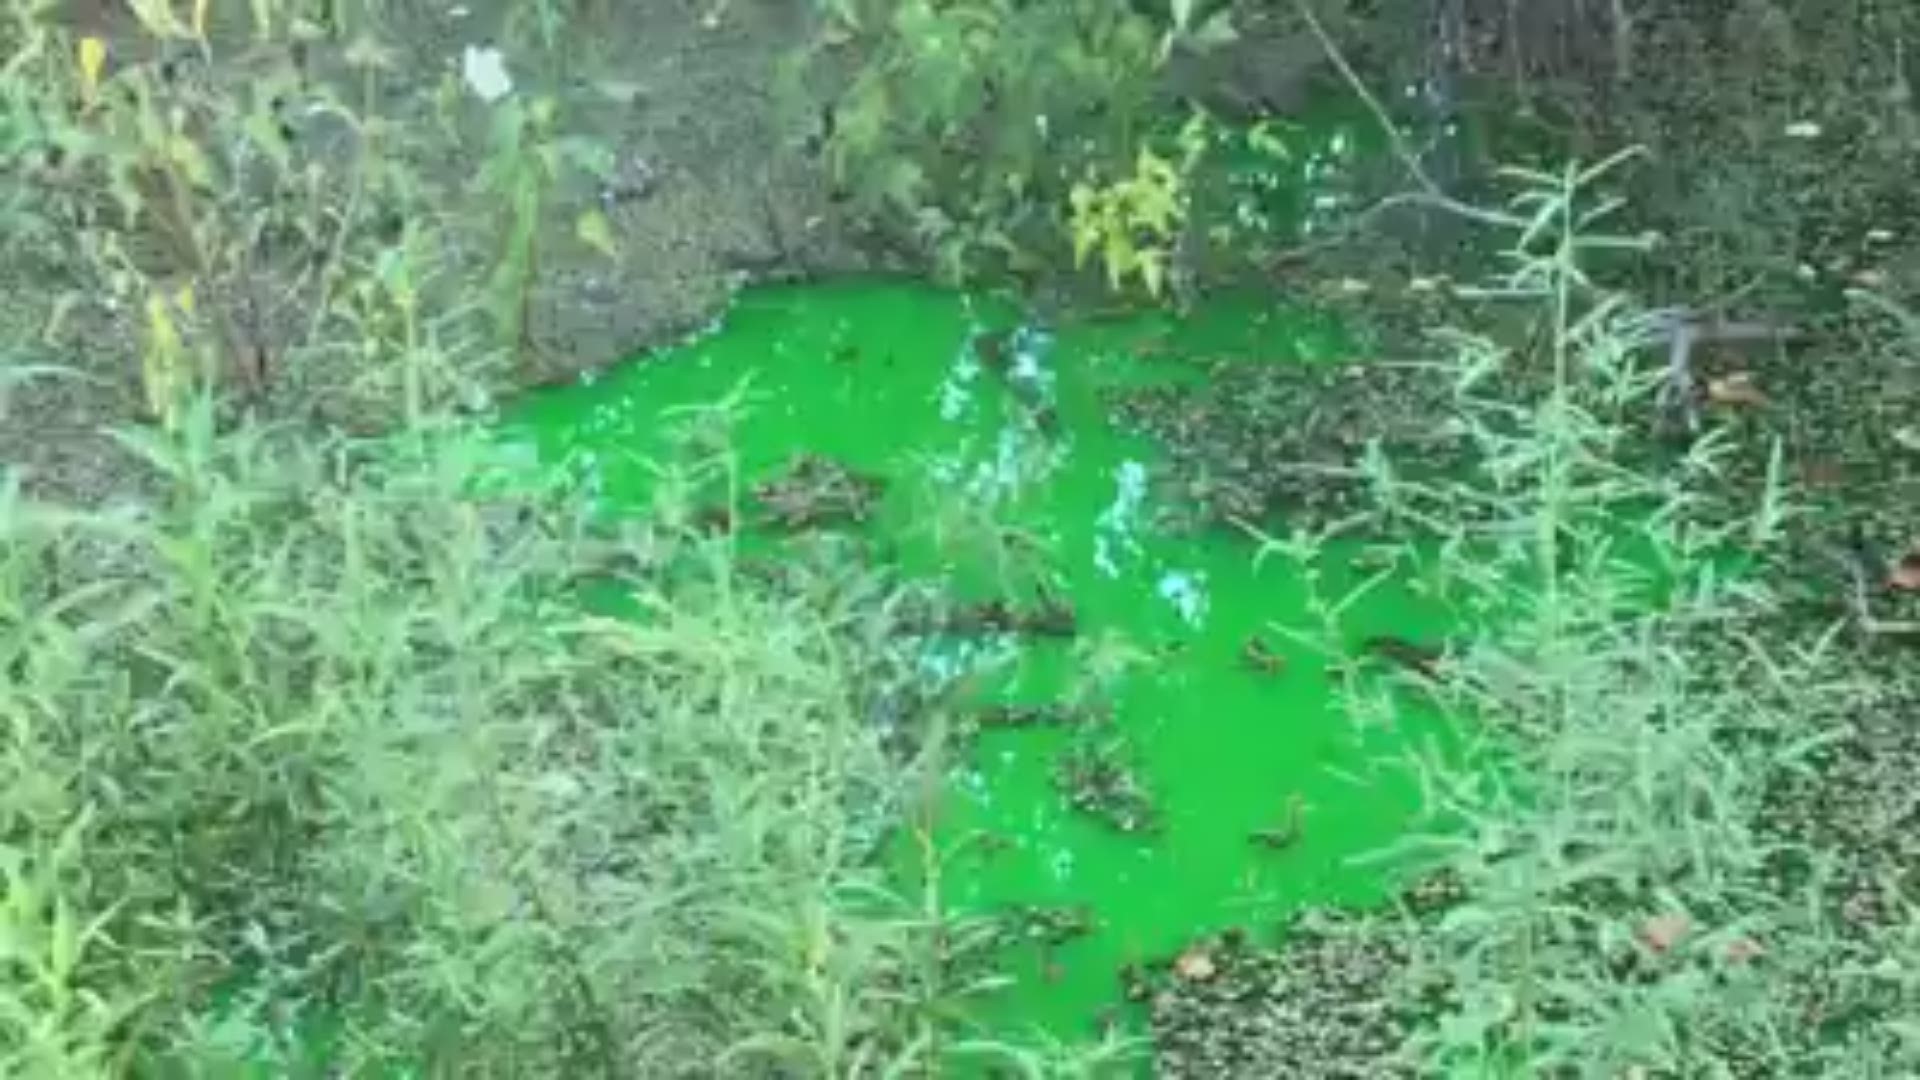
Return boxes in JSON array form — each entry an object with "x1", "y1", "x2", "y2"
[
  {"x1": 1153, "y1": 149, "x2": 1920, "y2": 1076},
  {"x1": 0, "y1": 395, "x2": 1013, "y2": 1076},
  {"x1": 6, "y1": 0, "x2": 1920, "y2": 1076}
]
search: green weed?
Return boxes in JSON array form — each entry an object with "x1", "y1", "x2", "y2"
[
  {"x1": 0, "y1": 391, "x2": 1028, "y2": 1075},
  {"x1": 1224, "y1": 147, "x2": 1920, "y2": 1076}
]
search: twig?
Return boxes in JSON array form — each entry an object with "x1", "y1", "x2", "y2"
[
  {"x1": 1644, "y1": 305, "x2": 1805, "y2": 435},
  {"x1": 303, "y1": 121, "x2": 369, "y2": 352},
  {"x1": 1265, "y1": 188, "x2": 1504, "y2": 266},
  {"x1": 1288, "y1": 0, "x2": 1524, "y2": 231}
]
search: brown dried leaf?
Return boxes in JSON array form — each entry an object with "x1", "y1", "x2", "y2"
[
  {"x1": 1636, "y1": 912, "x2": 1691, "y2": 954},
  {"x1": 1706, "y1": 371, "x2": 1768, "y2": 408},
  {"x1": 1173, "y1": 947, "x2": 1217, "y2": 982},
  {"x1": 1888, "y1": 551, "x2": 1920, "y2": 591},
  {"x1": 1724, "y1": 936, "x2": 1765, "y2": 965}
]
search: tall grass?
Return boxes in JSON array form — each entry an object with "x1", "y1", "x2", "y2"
[
  {"x1": 1254, "y1": 150, "x2": 1920, "y2": 1075},
  {"x1": 0, "y1": 391, "x2": 1015, "y2": 1076},
  {"x1": 9, "y1": 0, "x2": 1918, "y2": 1075}
]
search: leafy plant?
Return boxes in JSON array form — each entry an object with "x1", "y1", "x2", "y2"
[
  {"x1": 792, "y1": 0, "x2": 1164, "y2": 282},
  {"x1": 1067, "y1": 112, "x2": 1208, "y2": 300},
  {"x1": 1216, "y1": 145, "x2": 1920, "y2": 1075},
  {"x1": 0, "y1": 0, "x2": 621, "y2": 430},
  {"x1": 0, "y1": 394, "x2": 1013, "y2": 1074},
  {"x1": 474, "y1": 89, "x2": 613, "y2": 371}
]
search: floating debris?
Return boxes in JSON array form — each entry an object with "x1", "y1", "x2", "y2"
[
  {"x1": 750, "y1": 452, "x2": 885, "y2": 530},
  {"x1": 997, "y1": 904, "x2": 1097, "y2": 948},
  {"x1": 973, "y1": 703, "x2": 1108, "y2": 730},
  {"x1": 1241, "y1": 634, "x2": 1287, "y2": 676},
  {"x1": 1249, "y1": 792, "x2": 1305, "y2": 851},
  {"x1": 897, "y1": 595, "x2": 1079, "y2": 639},
  {"x1": 1361, "y1": 634, "x2": 1443, "y2": 679},
  {"x1": 1106, "y1": 358, "x2": 1470, "y2": 533},
  {"x1": 1055, "y1": 738, "x2": 1158, "y2": 834}
]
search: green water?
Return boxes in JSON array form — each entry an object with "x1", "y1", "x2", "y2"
[{"x1": 499, "y1": 278, "x2": 1478, "y2": 1055}]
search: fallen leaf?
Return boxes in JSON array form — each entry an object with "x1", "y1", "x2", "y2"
[
  {"x1": 1173, "y1": 947, "x2": 1217, "y2": 982},
  {"x1": 1636, "y1": 912, "x2": 1691, "y2": 954},
  {"x1": 1724, "y1": 936, "x2": 1765, "y2": 965},
  {"x1": 1888, "y1": 550, "x2": 1920, "y2": 591},
  {"x1": 1706, "y1": 371, "x2": 1768, "y2": 408}
]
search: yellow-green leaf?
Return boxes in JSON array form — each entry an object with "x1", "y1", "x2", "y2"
[
  {"x1": 576, "y1": 209, "x2": 619, "y2": 259},
  {"x1": 146, "y1": 294, "x2": 180, "y2": 353},
  {"x1": 1137, "y1": 249, "x2": 1166, "y2": 298},
  {"x1": 1192, "y1": 10, "x2": 1238, "y2": 48},
  {"x1": 1104, "y1": 233, "x2": 1132, "y2": 289},
  {"x1": 1070, "y1": 216, "x2": 1097, "y2": 266},
  {"x1": 168, "y1": 135, "x2": 213, "y2": 187},
  {"x1": 128, "y1": 0, "x2": 189, "y2": 39},
  {"x1": 78, "y1": 37, "x2": 107, "y2": 103},
  {"x1": 1247, "y1": 122, "x2": 1291, "y2": 160},
  {"x1": 143, "y1": 293, "x2": 185, "y2": 422}
]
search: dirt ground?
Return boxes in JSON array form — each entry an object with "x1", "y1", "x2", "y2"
[{"x1": 0, "y1": 0, "x2": 874, "y2": 503}]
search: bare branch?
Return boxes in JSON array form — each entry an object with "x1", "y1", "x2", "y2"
[{"x1": 1289, "y1": 0, "x2": 1523, "y2": 230}]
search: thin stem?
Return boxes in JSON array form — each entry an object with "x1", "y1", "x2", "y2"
[{"x1": 1290, "y1": 0, "x2": 1524, "y2": 230}]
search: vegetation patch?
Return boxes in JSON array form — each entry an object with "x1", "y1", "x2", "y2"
[{"x1": 8, "y1": 0, "x2": 1920, "y2": 1075}]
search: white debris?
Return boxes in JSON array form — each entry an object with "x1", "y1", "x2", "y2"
[{"x1": 462, "y1": 45, "x2": 514, "y2": 103}]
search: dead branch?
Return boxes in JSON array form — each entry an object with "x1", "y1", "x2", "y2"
[{"x1": 1289, "y1": 0, "x2": 1524, "y2": 230}]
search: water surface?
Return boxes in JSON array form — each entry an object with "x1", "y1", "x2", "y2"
[{"x1": 500, "y1": 279, "x2": 1475, "y2": 1052}]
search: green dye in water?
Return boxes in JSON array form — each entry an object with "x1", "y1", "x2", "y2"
[{"x1": 499, "y1": 278, "x2": 1484, "y2": 1055}]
